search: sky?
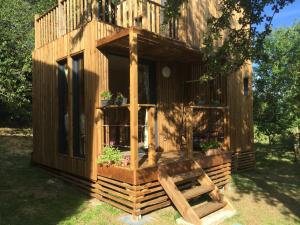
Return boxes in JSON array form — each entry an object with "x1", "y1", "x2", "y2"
[{"x1": 261, "y1": 0, "x2": 300, "y2": 29}]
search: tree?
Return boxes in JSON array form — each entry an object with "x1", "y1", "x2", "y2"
[
  {"x1": 253, "y1": 23, "x2": 300, "y2": 146},
  {"x1": 0, "y1": 0, "x2": 55, "y2": 125},
  {"x1": 164, "y1": 0, "x2": 295, "y2": 78}
]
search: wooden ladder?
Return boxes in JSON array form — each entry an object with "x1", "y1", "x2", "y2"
[{"x1": 158, "y1": 160, "x2": 233, "y2": 225}]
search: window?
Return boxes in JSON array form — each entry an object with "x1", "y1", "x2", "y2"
[
  {"x1": 72, "y1": 54, "x2": 85, "y2": 157},
  {"x1": 57, "y1": 60, "x2": 69, "y2": 154},
  {"x1": 244, "y1": 77, "x2": 249, "y2": 97}
]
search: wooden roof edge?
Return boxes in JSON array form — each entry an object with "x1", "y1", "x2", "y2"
[
  {"x1": 96, "y1": 28, "x2": 130, "y2": 48},
  {"x1": 96, "y1": 26, "x2": 203, "y2": 59},
  {"x1": 131, "y1": 27, "x2": 202, "y2": 55}
]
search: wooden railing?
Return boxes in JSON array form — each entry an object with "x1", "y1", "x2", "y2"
[
  {"x1": 98, "y1": 104, "x2": 157, "y2": 167},
  {"x1": 35, "y1": 0, "x2": 94, "y2": 47},
  {"x1": 35, "y1": 0, "x2": 178, "y2": 48},
  {"x1": 186, "y1": 106, "x2": 230, "y2": 158}
]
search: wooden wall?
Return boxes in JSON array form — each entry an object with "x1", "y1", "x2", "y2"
[
  {"x1": 33, "y1": 0, "x2": 254, "y2": 180},
  {"x1": 156, "y1": 62, "x2": 186, "y2": 152},
  {"x1": 32, "y1": 21, "x2": 119, "y2": 181},
  {"x1": 177, "y1": 0, "x2": 254, "y2": 156}
]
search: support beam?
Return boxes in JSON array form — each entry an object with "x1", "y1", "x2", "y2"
[
  {"x1": 186, "y1": 107, "x2": 193, "y2": 159},
  {"x1": 34, "y1": 15, "x2": 40, "y2": 49},
  {"x1": 148, "y1": 107, "x2": 156, "y2": 166},
  {"x1": 58, "y1": 0, "x2": 66, "y2": 36},
  {"x1": 129, "y1": 29, "x2": 139, "y2": 170},
  {"x1": 224, "y1": 107, "x2": 230, "y2": 150},
  {"x1": 92, "y1": 0, "x2": 99, "y2": 20}
]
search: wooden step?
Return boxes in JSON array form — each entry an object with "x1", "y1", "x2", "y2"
[
  {"x1": 172, "y1": 169, "x2": 203, "y2": 183},
  {"x1": 182, "y1": 185, "x2": 215, "y2": 200},
  {"x1": 193, "y1": 201, "x2": 227, "y2": 218}
]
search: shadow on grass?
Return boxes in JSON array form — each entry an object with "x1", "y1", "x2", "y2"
[
  {"x1": 231, "y1": 143, "x2": 300, "y2": 223},
  {"x1": 0, "y1": 136, "x2": 91, "y2": 225}
]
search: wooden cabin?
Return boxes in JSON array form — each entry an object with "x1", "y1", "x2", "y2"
[{"x1": 32, "y1": 0, "x2": 254, "y2": 223}]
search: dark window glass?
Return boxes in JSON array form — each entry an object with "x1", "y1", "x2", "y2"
[
  {"x1": 244, "y1": 77, "x2": 249, "y2": 97},
  {"x1": 72, "y1": 54, "x2": 85, "y2": 157},
  {"x1": 58, "y1": 60, "x2": 69, "y2": 154}
]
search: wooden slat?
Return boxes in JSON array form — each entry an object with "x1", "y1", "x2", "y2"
[
  {"x1": 129, "y1": 28, "x2": 139, "y2": 170},
  {"x1": 158, "y1": 167, "x2": 202, "y2": 225},
  {"x1": 193, "y1": 201, "x2": 226, "y2": 218},
  {"x1": 148, "y1": 107, "x2": 156, "y2": 166},
  {"x1": 172, "y1": 169, "x2": 203, "y2": 183},
  {"x1": 182, "y1": 185, "x2": 214, "y2": 200}
]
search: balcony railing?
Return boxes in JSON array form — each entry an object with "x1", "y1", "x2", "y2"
[{"x1": 35, "y1": 0, "x2": 178, "y2": 48}]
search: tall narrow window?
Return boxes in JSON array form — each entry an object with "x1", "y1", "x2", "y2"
[
  {"x1": 244, "y1": 77, "x2": 249, "y2": 97},
  {"x1": 72, "y1": 54, "x2": 85, "y2": 157},
  {"x1": 58, "y1": 60, "x2": 68, "y2": 154}
]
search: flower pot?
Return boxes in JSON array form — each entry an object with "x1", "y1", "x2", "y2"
[
  {"x1": 115, "y1": 98, "x2": 128, "y2": 105},
  {"x1": 197, "y1": 100, "x2": 205, "y2": 106},
  {"x1": 101, "y1": 99, "x2": 110, "y2": 107},
  {"x1": 122, "y1": 98, "x2": 128, "y2": 105}
]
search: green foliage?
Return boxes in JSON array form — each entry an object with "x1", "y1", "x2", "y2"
[
  {"x1": 100, "y1": 91, "x2": 112, "y2": 100},
  {"x1": 97, "y1": 146, "x2": 123, "y2": 165},
  {"x1": 199, "y1": 140, "x2": 220, "y2": 151},
  {"x1": 115, "y1": 92, "x2": 124, "y2": 100},
  {"x1": 163, "y1": 0, "x2": 295, "y2": 78},
  {"x1": 0, "y1": 0, "x2": 56, "y2": 125},
  {"x1": 254, "y1": 23, "x2": 300, "y2": 140}
]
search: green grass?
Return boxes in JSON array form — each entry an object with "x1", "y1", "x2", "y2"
[
  {"x1": 223, "y1": 144, "x2": 300, "y2": 225},
  {"x1": 0, "y1": 134, "x2": 123, "y2": 225},
  {"x1": 0, "y1": 129, "x2": 299, "y2": 225}
]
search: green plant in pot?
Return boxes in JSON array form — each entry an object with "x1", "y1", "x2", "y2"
[
  {"x1": 114, "y1": 92, "x2": 127, "y2": 105},
  {"x1": 199, "y1": 140, "x2": 220, "y2": 151},
  {"x1": 97, "y1": 146, "x2": 123, "y2": 166},
  {"x1": 100, "y1": 91, "x2": 112, "y2": 107}
]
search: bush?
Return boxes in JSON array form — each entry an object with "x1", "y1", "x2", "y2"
[{"x1": 97, "y1": 146, "x2": 123, "y2": 165}]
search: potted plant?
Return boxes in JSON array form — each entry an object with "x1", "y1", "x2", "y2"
[
  {"x1": 97, "y1": 146, "x2": 123, "y2": 166},
  {"x1": 199, "y1": 140, "x2": 222, "y2": 156},
  {"x1": 114, "y1": 92, "x2": 128, "y2": 105},
  {"x1": 100, "y1": 91, "x2": 113, "y2": 107}
]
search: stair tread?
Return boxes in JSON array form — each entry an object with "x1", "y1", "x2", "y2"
[
  {"x1": 193, "y1": 201, "x2": 227, "y2": 218},
  {"x1": 172, "y1": 169, "x2": 203, "y2": 183},
  {"x1": 182, "y1": 185, "x2": 215, "y2": 200}
]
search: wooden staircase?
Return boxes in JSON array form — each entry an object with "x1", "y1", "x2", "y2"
[{"x1": 158, "y1": 160, "x2": 233, "y2": 225}]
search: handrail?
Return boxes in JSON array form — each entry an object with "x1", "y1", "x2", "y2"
[
  {"x1": 36, "y1": 5, "x2": 59, "y2": 21},
  {"x1": 35, "y1": 0, "x2": 179, "y2": 48}
]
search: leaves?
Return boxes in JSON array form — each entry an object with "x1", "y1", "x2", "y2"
[
  {"x1": 163, "y1": 0, "x2": 295, "y2": 78},
  {"x1": 254, "y1": 23, "x2": 300, "y2": 137},
  {"x1": 97, "y1": 146, "x2": 123, "y2": 165},
  {"x1": 0, "y1": 0, "x2": 55, "y2": 124}
]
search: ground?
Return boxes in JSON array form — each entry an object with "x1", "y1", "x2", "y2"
[{"x1": 0, "y1": 128, "x2": 299, "y2": 225}]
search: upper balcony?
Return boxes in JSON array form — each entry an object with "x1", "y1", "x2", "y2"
[{"x1": 34, "y1": 0, "x2": 179, "y2": 48}]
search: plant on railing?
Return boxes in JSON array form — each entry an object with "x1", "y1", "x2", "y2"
[
  {"x1": 114, "y1": 92, "x2": 128, "y2": 105},
  {"x1": 97, "y1": 146, "x2": 123, "y2": 166},
  {"x1": 199, "y1": 140, "x2": 220, "y2": 151},
  {"x1": 100, "y1": 91, "x2": 113, "y2": 107}
]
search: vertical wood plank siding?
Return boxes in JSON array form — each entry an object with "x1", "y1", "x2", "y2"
[{"x1": 32, "y1": 21, "x2": 119, "y2": 181}]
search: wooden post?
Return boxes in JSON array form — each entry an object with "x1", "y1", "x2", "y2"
[
  {"x1": 224, "y1": 107, "x2": 230, "y2": 150},
  {"x1": 92, "y1": 0, "x2": 99, "y2": 20},
  {"x1": 129, "y1": 29, "x2": 139, "y2": 170},
  {"x1": 141, "y1": 0, "x2": 147, "y2": 29},
  {"x1": 148, "y1": 107, "x2": 156, "y2": 166},
  {"x1": 186, "y1": 107, "x2": 193, "y2": 159},
  {"x1": 34, "y1": 15, "x2": 40, "y2": 49}
]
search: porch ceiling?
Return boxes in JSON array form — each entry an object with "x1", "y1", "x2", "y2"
[{"x1": 96, "y1": 27, "x2": 202, "y2": 63}]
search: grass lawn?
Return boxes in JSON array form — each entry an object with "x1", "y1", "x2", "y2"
[{"x1": 0, "y1": 128, "x2": 299, "y2": 225}]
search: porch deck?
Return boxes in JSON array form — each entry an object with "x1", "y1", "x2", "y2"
[
  {"x1": 96, "y1": 151, "x2": 232, "y2": 216},
  {"x1": 97, "y1": 151, "x2": 232, "y2": 185}
]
